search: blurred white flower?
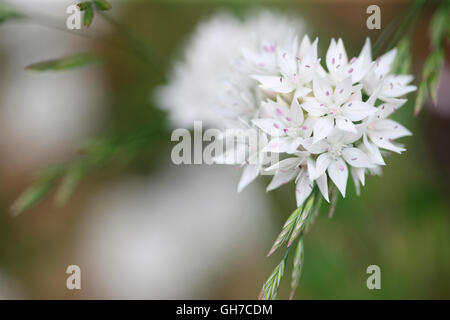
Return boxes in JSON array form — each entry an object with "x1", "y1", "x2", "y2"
[{"x1": 155, "y1": 10, "x2": 305, "y2": 128}]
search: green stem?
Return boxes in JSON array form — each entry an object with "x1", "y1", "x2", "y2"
[
  {"x1": 97, "y1": 11, "x2": 166, "y2": 79},
  {"x1": 373, "y1": 0, "x2": 425, "y2": 56}
]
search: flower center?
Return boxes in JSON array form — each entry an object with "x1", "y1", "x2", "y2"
[
  {"x1": 329, "y1": 144, "x2": 343, "y2": 159},
  {"x1": 328, "y1": 104, "x2": 341, "y2": 116},
  {"x1": 284, "y1": 124, "x2": 308, "y2": 138}
]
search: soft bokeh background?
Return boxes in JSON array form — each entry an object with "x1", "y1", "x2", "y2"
[{"x1": 0, "y1": 0, "x2": 449, "y2": 299}]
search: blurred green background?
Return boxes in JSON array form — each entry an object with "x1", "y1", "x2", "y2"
[{"x1": 0, "y1": 0, "x2": 448, "y2": 299}]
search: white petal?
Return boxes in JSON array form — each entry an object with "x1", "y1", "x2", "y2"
[
  {"x1": 351, "y1": 167, "x2": 365, "y2": 196},
  {"x1": 326, "y1": 38, "x2": 348, "y2": 79},
  {"x1": 328, "y1": 158, "x2": 348, "y2": 197},
  {"x1": 299, "y1": 35, "x2": 312, "y2": 58},
  {"x1": 313, "y1": 116, "x2": 334, "y2": 143},
  {"x1": 334, "y1": 77, "x2": 352, "y2": 105},
  {"x1": 315, "y1": 153, "x2": 331, "y2": 179},
  {"x1": 372, "y1": 119, "x2": 412, "y2": 139},
  {"x1": 266, "y1": 166, "x2": 299, "y2": 191},
  {"x1": 295, "y1": 170, "x2": 314, "y2": 207},
  {"x1": 251, "y1": 75, "x2": 295, "y2": 93},
  {"x1": 327, "y1": 127, "x2": 361, "y2": 145},
  {"x1": 301, "y1": 138, "x2": 329, "y2": 154},
  {"x1": 376, "y1": 98, "x2": 407, "y2": 119},
  {"x1": 290, "y1": 97, "x2": 304, "y2": 124},
  {"x1": 238, "y1": 164, "x2": 260, "y2": 192},
  {"x1": 263, "y1": 137, "x2": 293, "y2": 153},
  {"x1": 277, "y1": 47, "x2": 297, "y2": 77},
  {"x1": 336, "y1": 115, "x2": 357, "y2": 133},
  {"x1": 301, "y1": 100, "x2": 327, "y2": 117},
  {"x1": 293, "y1": 86, "x2": 312, "y2": 100},
  {"x1": 316, "y1": 173, "x2": 329, "y2": 202},
  {"x1": 369, "y1": 133, "x2": 406, "y2": 153},
  {"x1": 265, "y1": 157, "x2": 303, "y2": 173},
  {"x1": 342, "y1": 101, "x2": 376, "y2": 121},
  {"x1": 375, "y1": 48, "x2": 397, "y2": 77},
  {"x1": 359, "y1": 37, "x2": 372, "y2": 63},
  {"x1": 313, "y1": 76, "x2": 333, "y2": 104},
  {"x1": 261, "y1": 99, "x2": 291, "y2": 122},
  {"x1": 307, "y1": 157, "x2": 316, "y2": 181},
  {"x1": 363, "y1": 134, "x2": 385, "y2": 165},
  {"x1": 287, "y1": 137, "x2": 304, "y2": 154},
  {"x1": 252, "y1": 118, "x2": 285, "y2": 137},
  {"x1": 381, "y1": 81, "x2": 417, "y2": 98},
  {"x1": 342, "y1": 147, "x2": 374, "y2": 168}
]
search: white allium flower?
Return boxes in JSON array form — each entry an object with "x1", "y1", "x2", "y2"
[{"x1": 160, "y1": 10, "x2": 417, "y2": 207}]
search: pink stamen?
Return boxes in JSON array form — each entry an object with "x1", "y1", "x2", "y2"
[
  {"x1": 339, "y1": 165, "x2": 344, "y2": 172},
  {"x1": 273, "y1": 123, "x2": 280, "y2": 129},
  {"x1": 348, "y1": 68, "x2": 354, "y2": 73}
]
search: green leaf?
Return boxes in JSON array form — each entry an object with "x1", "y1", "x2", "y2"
[
  {"x1": 93, "y1": 0, "x2": 112, "y2": 11},
  {"x1": 260, "y1": 260, "x2": 285, "y2": 300},
  {"x1": 26, "y1": 53, "x2": 101, "y2": 71},
  {"x1": 77, "y1": 2, "x2": 91, "y2": 11},
  {"x1": 430, "y1": 1, "x2": 449, "y2": 49},
  {"x1": 267, "y1": 206, "x2": 302, "y2": 256},
  {"x1": 83, "y1": 5, "x2": 94, "y2": 27},
  {"x1": 0, "y1": 4, "x2": 22, "y2": 23},
  {"x1": 288, "y1": 196, "x2": 315, "y2": 246},
  {"x1": 10, "y1": 183, "x2": 53, "y2": 216},
  {"x1": 414, "y1": 81, "x2": 428, "y2": 116},
  {"x1": 10, "y1": 166, "x2": 65, "y2": 215},
  {"x1": 54, "y1": 164, "x2": 85, "y2": 206},
  {"x1": 392, "y1": 37, "x2": 412, "y2": 74},
  {"x1": 427, "y1": 49, "x2": 444, "y2": 105},
  {"x1": 289, "y1": 236, "x2": 304, "y2": 300},
  {"x1": 428, "y1": 68, "x2": 442, "y2": 106}
]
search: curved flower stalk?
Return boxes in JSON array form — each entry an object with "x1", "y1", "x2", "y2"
[{"x1": 158, "y1": 10, "x2": 417, "y2": 299}]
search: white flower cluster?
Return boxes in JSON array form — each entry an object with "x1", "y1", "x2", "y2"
[{"x1": 157, "y1": 11, "x2": 416, "y2": 207}]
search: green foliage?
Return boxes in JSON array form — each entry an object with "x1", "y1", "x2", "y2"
[
  {"x1": 10, "y1": 166, "x2": 64, "y2": 216},
  {"x1": 11, "y1": 126, "x2": 164, "y2": 215},
  {"x1": 267, "y1": 206, "x2": 302, "y2": 256},
  {"x1": 78, "y1": 0, "x2": 112, "y2": 28},
  {"x1": 288, "y1": 196, "x2": 315, "y2": 246},
  {"x1": 77, "y1": 2, "x2": 92, "y2": 11},
  {"x1": 289, "y1": 236, "x2": 304, "y2": 300},
  {"x1": 26, "y1": 53, "x2": 102, "y2": 71},
  {"x1": 392, "y1": 37, "x2": 412, "y2": 75},
  {"x1": 83, "y1": 4, "x2": 94, "y2": 27},
  {"x1": 0, "y1": 4, "x2": 22, "y2": 24},
  {"x1": 414, "y1": 1, "x2": 449, "y2": 115},
  {"x1": 430, "y1": 0, "x2": 449, "y2": 49},
  {"x1": 93, "y1": 0, "x2": 112, "y2": 11},
  {"x1": 263, "y1": 193, "x2": 322, "y2": 299},
  {"x1": 260, "y1": 260, "x2": 285, "y2": 300}
]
